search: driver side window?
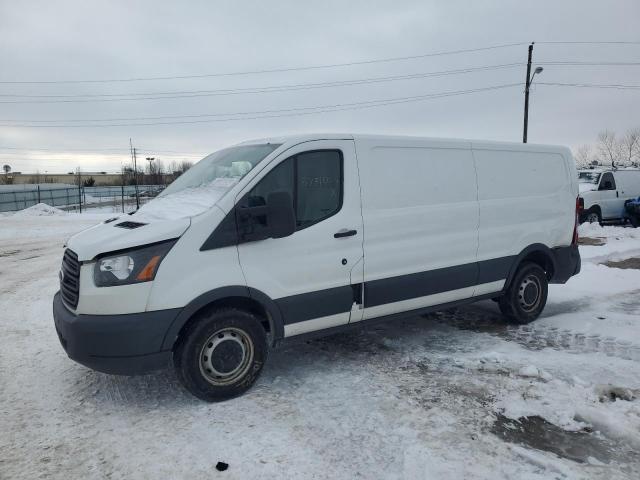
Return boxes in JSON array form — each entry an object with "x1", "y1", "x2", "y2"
[{"x1": 241, "y1": 149, "x2": 343, "y2": 237}]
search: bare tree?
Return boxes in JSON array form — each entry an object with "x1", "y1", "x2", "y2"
[
  {"x1": 597, "y1": 130, "x2": 621, "y2": 168},
  {"x1": 179, "y1": 160, "x2": 193, "y2": 173},
  {"x1": 620, "y1": 128, "x2": 640, "y2": 167},
  {"x1": 574, "y1": 144, "x2": 594, "y2": 168},
  {"x1": 1, "y1": 164, "x2": 11, "y2": 185}
]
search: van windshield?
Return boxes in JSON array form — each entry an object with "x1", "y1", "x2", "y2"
[
  {"x1": 578, "y1": 171, "x2": 601, "y2": 184},
  {"x1": 134, "y1": 143, "x2": 280, "y2": 221}
]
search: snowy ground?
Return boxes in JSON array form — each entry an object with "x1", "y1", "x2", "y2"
[{"x1": 1, "y1": 209, "x2": 639, "y2": 479}]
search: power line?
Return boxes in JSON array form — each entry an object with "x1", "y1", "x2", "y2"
[
  {"x1": 536, "y1": 61, "x2": 640, "y2": 66},
  {"x1": 0, "y1": 146, "x2": 206, "y2": 157},
  {"x1": 2, "y1": 61, "x2": 638, "y2": 105},
  {"x1": 0, "y1": 146, "x2": 204, "y2": 154},
  {"x1": 538, "y1": 81, "x2": 640, "y2": 90},
  {"x1": 0, "y1": 83, "x2": 521, "y2": 128},
  {"x1": 536, "y1": 41, "x2": 640, "y2": 45},
  {"x1": 0, "y1": 43, "x2": 527, "y2": 85},
  {"x1": 0, "y1": 64, "x2": 524, "y2": 104}
]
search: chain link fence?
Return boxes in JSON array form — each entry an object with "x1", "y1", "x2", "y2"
[{"x1": 0, "y1": 184, "x2": 165, "y2": 213}]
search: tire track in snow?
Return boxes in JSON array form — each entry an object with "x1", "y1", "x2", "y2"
[{"x1": 430, "y1": 307, "x2": 640, "y2": 363}]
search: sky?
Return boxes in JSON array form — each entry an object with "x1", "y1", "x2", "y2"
[{"x1": 0, "y1": 0, "x2": 639, "y2": 173}]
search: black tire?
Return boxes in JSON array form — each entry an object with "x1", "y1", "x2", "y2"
[
  {"x1": 174, "y1": 307, "x2": 268, "y2": 402},
  {"x1": 583, "y1": 208, "x2": 602, "y2": 225},
  {"x1": 498, "y1": 262, "x2": 548, "y2": 325}
]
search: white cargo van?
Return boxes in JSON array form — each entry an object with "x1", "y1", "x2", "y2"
[
  {"x1": 53, "y1": 134, "x2": 581, "y2": 401},
  {"x1": 578, "y1": 168, "x2": 640, "y2": 223}
]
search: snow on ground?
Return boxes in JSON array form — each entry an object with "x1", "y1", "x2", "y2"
[{"x1": 0, "y1": 216, "x2": 639, "y2": 479}]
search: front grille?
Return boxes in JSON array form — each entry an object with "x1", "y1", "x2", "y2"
[{"x1": 60, "y1": 249, "x2": 80, "y2": 309}]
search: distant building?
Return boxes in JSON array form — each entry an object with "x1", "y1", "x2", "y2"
[{"x1": 8, "y1": 172, "x2": 123, "y2": 185}]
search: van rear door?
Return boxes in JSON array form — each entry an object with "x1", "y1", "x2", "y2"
[{"x1": 236, "y1": 140, "x2": 364, "y2": 337}]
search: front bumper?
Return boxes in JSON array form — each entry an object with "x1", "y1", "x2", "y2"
[
  {"x1": 550, "y1": 245, "x2": 581, "y2": 284},
  {"x1": 53, "y1": 291, "x2": 180, "y2": 375}
]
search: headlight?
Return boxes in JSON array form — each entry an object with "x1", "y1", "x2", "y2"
[{"x1": 93, "y1": 239, "x2": 176, "y2": 287}]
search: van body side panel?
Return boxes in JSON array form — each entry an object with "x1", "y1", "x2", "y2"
[
  {"x1": 473, "y1": 145, "x2": 575, "y2": 266},
  {"x1": 355, "y1": 138, "x2": 480, "y2": 321}
]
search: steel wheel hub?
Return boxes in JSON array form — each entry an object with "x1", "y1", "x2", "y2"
[
  {"x1": 518, "y1": 275, "x2": 541, "y2": 312},
  {"x1": 199, "y1": 327, "x2": 254, "y2": 386}
]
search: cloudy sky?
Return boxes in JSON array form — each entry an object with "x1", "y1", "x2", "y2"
[{"x1": 1, "y1": 0, "x2": 638, "y2": 173}]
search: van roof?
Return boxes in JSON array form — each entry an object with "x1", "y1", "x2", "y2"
[{"x1": 238, "y1": 133, "x2": 568, "y2": 151}]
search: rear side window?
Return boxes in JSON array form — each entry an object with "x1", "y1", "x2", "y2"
[{"x1": 244, "y1": 149, "x2": 343, "y2": 232}]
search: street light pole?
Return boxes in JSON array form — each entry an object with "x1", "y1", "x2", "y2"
[
  {"x1": 146, "y1": 157, "x2": 155, "y2": 185},
  {"x1": 523, "y1": 43, "x2": 544, "y2": 143}
]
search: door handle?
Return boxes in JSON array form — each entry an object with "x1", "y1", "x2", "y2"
[
  {"x1": 616, "y1": 191, "x2": 619, "y2": 197},
  {"x1": 334, "y1": 229, "x2": 357, "y2": 238}
]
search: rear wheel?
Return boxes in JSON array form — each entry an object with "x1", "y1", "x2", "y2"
[
  {"x1": 498, "y1": 262, "x2": 548, "y2": 325},
  {"x1": 584, "y1": 208, "x2": 601, "y2": 224},
  {"x1": 174, "y1": 308, "x2": 268, "y2": 402}
]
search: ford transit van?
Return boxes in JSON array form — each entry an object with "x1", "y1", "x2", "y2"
[
  {"x1": 53, "y1": 134, "x2": 581, "y2": 401},
  {"x1": 578, "y1": 168, "x2": 640, "y2": 224}
]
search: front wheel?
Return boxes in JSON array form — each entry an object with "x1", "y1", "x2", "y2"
[
  {"x1": 498, "y1": 262, "x2": 548, "y2": 324},
  {"x1": 174, "y1": 308, "x2": 268, "y2": 402}
]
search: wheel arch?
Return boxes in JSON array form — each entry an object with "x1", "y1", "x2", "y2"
[
  {"x1": 584, "y1": 204, "x2": 602, "y2": 222},
  {"x1": 161, "y1": 286, "x2": 284, "y2": 351},
  {"x1": 504, "y1": 244, "x2": 556, "y2": 289}
]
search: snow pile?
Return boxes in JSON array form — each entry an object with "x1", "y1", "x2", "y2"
[
  {"x1": 13, "y1": 203, "x2": 67, "y2": 217},
  {"x1": 132, "y1": 178, "x2": 238, "y2": 222},
  {"x1": 578, "y1": 222, "x2": 640, "y2": 263},
  {"x1": 578, "y1": 222, "x2": 640, "y2": 240}
]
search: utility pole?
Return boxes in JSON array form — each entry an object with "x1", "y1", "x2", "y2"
[
  {"x1": 77, "y1": 167, "x2": 82, "y2": 213},
  {"x1": 523, "y1": 42, "x2": 543, "y2": 143},
  {"x1": 130, "y1": 138, "x2": 140, "y2": 210},
  {"x1": 120, "y1": 164, "x2": 125, "y2": 213}
]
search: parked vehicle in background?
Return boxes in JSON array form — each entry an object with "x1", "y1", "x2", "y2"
[
  {"x1": 53, "y1": 134, "x2": 581, "y2": 401},
  {"x1": 578, "y1": 168, "x2": 640, "y2": 225},
  {"x1": 624, "y1": 196, "x2": 640, "y2": 227}
]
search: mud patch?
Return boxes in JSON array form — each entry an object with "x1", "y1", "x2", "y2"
[
  {"x1": 579, "y1": 237, "x2": 606, "y2": 246},
  {"x1": 492, "y1": 414, "x2": 612, "y2": 464},
  {"x1": 603, "y1": 257, "x2": 640, "y2": 270}
]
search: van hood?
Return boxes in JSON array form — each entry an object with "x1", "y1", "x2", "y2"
[
  {"x1": 66, "y1": 216, "x2": 190, "y2": 261},
  {"x1": 579, "y1": 183, "x2": 597, "y2": 193}
]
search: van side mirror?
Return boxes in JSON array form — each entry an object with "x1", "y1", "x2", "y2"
[{"x1": 266, "y1": 191, "x2": 296, "y2": 238}]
